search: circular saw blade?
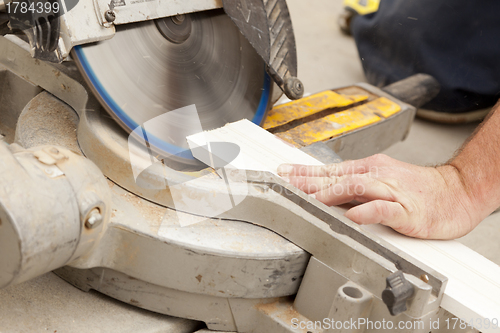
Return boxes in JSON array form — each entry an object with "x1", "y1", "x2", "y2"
[{"x1": 73, "y1": 9, "x2": 271, "y2": 161}]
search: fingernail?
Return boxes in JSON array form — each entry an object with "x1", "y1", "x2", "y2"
[
  {"x1": 277, "y1": 164, "x2": 293, "y2": 175},
  {"x1": 309, "y1": 194, "x2": 316, "y2": 199}
]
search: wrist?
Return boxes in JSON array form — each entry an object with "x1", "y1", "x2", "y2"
[{"x1": 436, "y1": 164, "x2": 482, "y2": 227}]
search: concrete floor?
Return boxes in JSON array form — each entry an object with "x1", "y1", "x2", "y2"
[{"x1": 1, "y1": 0, "x2": 499, "y2": 332}]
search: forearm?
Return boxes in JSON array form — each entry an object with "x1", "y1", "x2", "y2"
[{"x1": 446, "y1": 101, "x2": 500, "y2": 221}]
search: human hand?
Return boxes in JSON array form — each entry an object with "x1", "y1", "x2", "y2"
[{"x1": 277, "y1": 154, "x2": 479, "y2": 239}]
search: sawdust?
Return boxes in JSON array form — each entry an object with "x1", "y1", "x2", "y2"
[
  {"x1": 116, "y1": 186, "x2": 167, "y2": 229},
  {"x1": 15, "y1": 92, "x2": 80, "y2": 153}
]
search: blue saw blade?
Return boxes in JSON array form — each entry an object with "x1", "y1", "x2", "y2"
[{"x1": 73, "y1": 10, "x2": 272, "y2": 162}]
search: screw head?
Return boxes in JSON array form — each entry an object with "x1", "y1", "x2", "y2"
[
  {"x1": 105, "y1": 10, "x2": 116, "y2": 23},
  {"x1": 85, "y1": 209, "x2": 103, "y2": 229}
]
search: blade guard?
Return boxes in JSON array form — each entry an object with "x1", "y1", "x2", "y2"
[{"x1": 222, "y1": 0, "x2": 304, "y2": 100}]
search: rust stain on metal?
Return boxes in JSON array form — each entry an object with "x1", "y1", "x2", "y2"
[
  {"x1": 196, "y1": 274, "x2": 202, "y2": 283},
  {"x1": 255, "y1": 298, "x2": 305, "y2": 329},
  {"x1": 129, "y1": 298, "x2": 141, "y2": 306}
]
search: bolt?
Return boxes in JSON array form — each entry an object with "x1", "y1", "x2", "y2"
[
  {"x1": 284, "y1": 77, "x2": 304, "y2": 100},
  {"x1": 85, "y1": 208, "x2": 103, "y2": 229},
  {"x1": 104, "y1": 10, "x2": 116, "y2": 23}
]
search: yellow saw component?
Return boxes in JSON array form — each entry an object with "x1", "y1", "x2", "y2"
[
  {"x1": 343, "y1": 0, "x2": 380, "y2": 16},
  {"x1": 263, "y1": 91, "x2": 368, "y2": 130},
  {"x1": 339, "y1": 0, "x2": 380, "y2": 35},
  {"x1": 366, "y1": 97, "x2": 403, "y2": 118},
  {"x1": 266, "y1": 95, "x2": 402, "y2": 147}
]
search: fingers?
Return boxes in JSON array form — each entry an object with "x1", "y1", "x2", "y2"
[
  {"x1": 304, "y1": 175, "x2": 396, "y2": 206},
  {"x1": 277, "y1": 164, "x2": 336, "y2": 177},
  {"x1": 345, "y1": 200, "x2": 409, "y2": 231},
  {"x1": 278, "y1": 154, "x2": 397, "y2": 179},
  {"x1": 286, "y1": 175, "x2": 337, "y2": 194},
  {"x1": 278, "y1": 159, "x2": 373, "y2": 178}
]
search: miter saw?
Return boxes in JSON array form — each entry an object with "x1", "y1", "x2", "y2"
[{"x1": 0, "y1": 0, "x2": 486, "y2": 332}]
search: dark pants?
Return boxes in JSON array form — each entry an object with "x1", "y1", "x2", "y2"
[{"x1": 352, "y1": 0, "x2": 500, "y2": 112}]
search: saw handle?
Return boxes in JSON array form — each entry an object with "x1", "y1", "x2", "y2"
[{"x1": 382, "y1": 74, "x2": 440, "y2": 108}]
